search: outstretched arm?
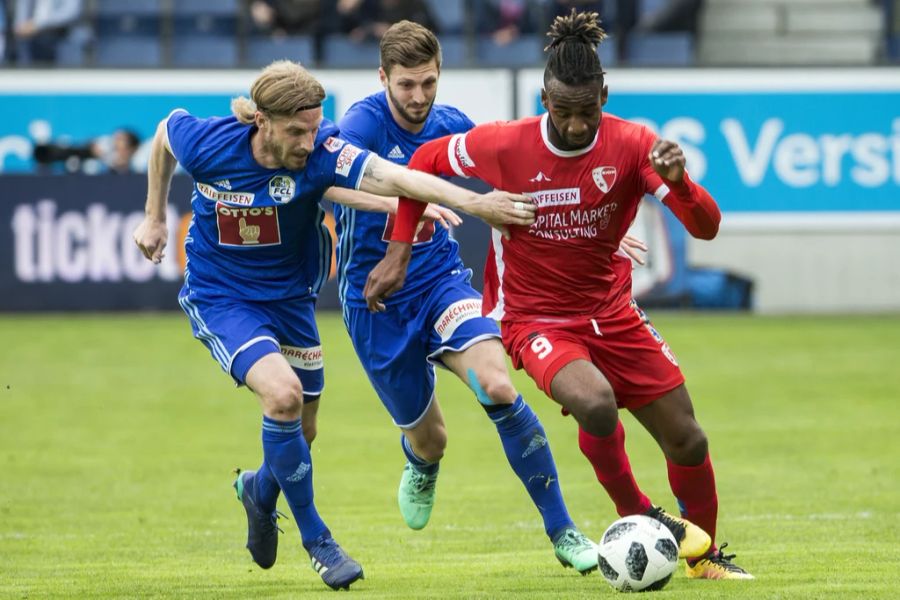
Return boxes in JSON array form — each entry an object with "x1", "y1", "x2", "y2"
[
  {"x1": 358, "y1": 146, "x2": 534, "y2": 237},
  {"x1": 647, "y1": 139, "x2": 720, "y2": 240},
  {"x1": 323, "y1": 186, "x2": 461, "y2": 229},
  {"x1": 361, "y1": 134, "x2": 533, "y2": 312},
  {"x1": 133, "y1": 118, "x2": 177, "y2": 263}
]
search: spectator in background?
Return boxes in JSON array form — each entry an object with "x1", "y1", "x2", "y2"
[
  {"x1": 478, "y1": 0, "x2": 542, "y2": 46},
  {"x1": 33, "y1": 127, "x2": 141, "y2": 175},
  {"x1": 1, "y1": 0, "x2": 9, "y2": 63},
  {"x1": 249, "y1": 0, "x2": 322, "y2": 37},
  {"x1": 95, "y1": 128, "x2": 141, "y2": 175},
  {"x1": 337, "y1": 0, "x2": 439, "y2": 43},
  {"x1": 13, "y1": 0, "x2": 82, "y2": 64}
]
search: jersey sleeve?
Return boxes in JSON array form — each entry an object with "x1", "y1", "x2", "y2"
[
  {"x1": 321, "y1": 141, "x2": 373, "y2": 191},
  {"x1": 637, "y1": 127, "x2": 721, "y2": 240},
  {"x1": 337, "y1": 102, "x2": 379, "y2": 150},
  {"x1": 443, "y1": 122, "x2": 503, "y2": 182},
  {"x1": 165, "y1": 109, "x2": 207, "y2": 175},
  {"x1": 390, "y1": 123, "x2": 506, "y2": 243}
]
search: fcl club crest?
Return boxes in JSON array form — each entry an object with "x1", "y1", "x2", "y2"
[
  {"x1": 592, "y1": 166, "x2": 617, "y2": 193},
  {"x1": 268, "y1": 175, "x2": 296, "y2": 204}
]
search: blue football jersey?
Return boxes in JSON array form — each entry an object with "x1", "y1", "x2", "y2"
[
  {"x1": 335, "y1": 92, "x2": 474, "y2": 307},
  {"x1": 167, "y1": 109, "x2": 372, "y2": 301}
]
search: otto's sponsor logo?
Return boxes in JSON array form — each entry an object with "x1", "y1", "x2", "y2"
[
  {"x1": 526, "y1": 187, "x2": 580, "y2": 208},
  {"x1": 11, "y1": 200, "x2": 185, "y2": 283},
  {"x1": 323, "y1": 136, "x2": 345, "y2": 153},
  {"x1": 434, "y1": 299, "x2": 482, "y2": 340},
  {"x1": 216, "y1": 203, "x2": 281, "y2": 246},
  {"x1": 196, "y1": 182, "x2": 254, "y2": 205},
  {"x1": 335, "y1": 144, "x2": 362, "y2": 177},
  {"x1": 592, "y1": 166, "x2": 617, "y2": 193},
  {"x1": 268, "y1": 175, "x2": 295, "y2": 204},
  {"x1": 281, "y1": 345, "x2": 324, "y2": 370}
]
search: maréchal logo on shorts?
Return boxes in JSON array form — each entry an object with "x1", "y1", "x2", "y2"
[
  {"x1": 434, "y1": 299, "x2": 482, "y2": 341},
  {"x1": 268, "y1": 175, "x2": 295, "y2": 204},
  {"x1": 335, "y1": 144, "x2": 362, "y2": 177},
  {"x1": 592, "y1": 166, "x2": 617, "y2": 193},
  {"x1": 281, "y1": 345, "x2": 323, "y2": 370}
]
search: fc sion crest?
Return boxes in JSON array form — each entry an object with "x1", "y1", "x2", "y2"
[{"x1": 592, "y1": 166, "x2": 617, "y2": 193}]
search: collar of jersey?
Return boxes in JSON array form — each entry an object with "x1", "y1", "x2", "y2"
[{"x1": 540, "y1": 113, "x2": 599, "y2": 158}]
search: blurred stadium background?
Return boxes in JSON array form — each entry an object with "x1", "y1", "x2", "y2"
[{"x1": 1, "y1": 1, "x2": 899, "y2": 598}]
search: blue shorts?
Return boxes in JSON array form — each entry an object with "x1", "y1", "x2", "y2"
[
  {"x1": 178, "y1": 288, "x2": 324, "y2": 398},
  {"x1": 344, "y1": 270, "x2": 500, "y2": 428}
]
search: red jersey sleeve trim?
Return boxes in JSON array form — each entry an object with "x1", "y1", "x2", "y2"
[
  {"x1": 659, "y1": 171, "x2": 721, "y2": 240},
  {"x1": 390, "y1": 136, "x2": 455, "y2": 243}
]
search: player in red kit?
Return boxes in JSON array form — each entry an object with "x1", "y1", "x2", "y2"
[{"x1": 364, "y1": 9, "x2": 754, "y2": 581}]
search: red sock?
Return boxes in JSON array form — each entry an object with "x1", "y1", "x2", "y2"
[
  {"x1": 666, "y1": 454, "x2": 718, "y2": 544},
  {"x1": 578, "y1": 422, "x2": 651, "y2": 517}
]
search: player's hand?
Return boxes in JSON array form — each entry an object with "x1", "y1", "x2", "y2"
[
  {"x1": 649, "y1": 139, "x2": 685, "y2": 182},
  {"x1": 620, "y1": 235, "x2": 648, "y2": 266},
  {"x1": 133, "y1": 216, "x2": 168, "y2": 264},
  {"x1": 423, "y1": 204, "x2": 462, "y2": 229},
  {"x1": 364, "y1": 242, "x2": 412, "y2": 312},
  {"x1": 474, "y1": 191, "x2": 536, "y2": 239}
]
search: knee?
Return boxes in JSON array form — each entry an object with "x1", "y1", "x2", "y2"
[
  {"x1": 664, "y1": 425, "x2": 708, "y2": 465},
  {"x1": 566, "y1": 386, "x2": 618, "y2": 436},
  {"x1": 261, "y1": 378, "x2": 304, "y2": 420},
  {"x1": 478, "y1": 371, "x2": 518, "y2": 406}
]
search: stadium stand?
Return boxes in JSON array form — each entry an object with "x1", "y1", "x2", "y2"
[
  {"x1": 698, "y1": 0, "x2": 884, "y2": 65},
  {"x1": 322, "y1": 36, "x2": 382, "y2": 68},
  {"x1": 246, "y1": 36, "x2": 316, "y2": 67},
  {"x1": 626, "y1": 32, "x2": 692, "y2": 66},
  {"x1": 476, "y1": 34, "x2": 544, "y2": 67},
  {"x1": 4, "y1": 0, "x2": 897, "y2": 68}
]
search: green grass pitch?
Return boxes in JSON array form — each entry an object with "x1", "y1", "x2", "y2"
[{"x1": 1, "y1": 312, "x2": 898, "y2": 598}]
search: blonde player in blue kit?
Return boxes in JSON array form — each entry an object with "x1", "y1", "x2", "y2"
[
  {"x1": 132, "y1": 60, "x2": 536, "y2": 591},
  {"x1": 329, "y1": 21, "x2": 600, "y2": 574}
]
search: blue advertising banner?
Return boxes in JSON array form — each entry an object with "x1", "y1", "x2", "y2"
[
  {"x1": 518, "y1": 69, "x2": 900, "y2": 214},
  {"x1": 0, "y1": 69, "x2": 513, "y2": 173},
  {"x1": 0, "y1": 94, "x2": 335, "y2": 173}
]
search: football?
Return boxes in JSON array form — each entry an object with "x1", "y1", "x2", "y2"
[{"x1": 597, "y1": 515, "x2": 679, "y2": 592}]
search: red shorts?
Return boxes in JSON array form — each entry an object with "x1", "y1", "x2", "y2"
[{"x1": 502, "y1": 300, "x2": 684, "y2": 410}]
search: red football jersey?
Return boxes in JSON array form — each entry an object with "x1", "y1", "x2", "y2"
[{"x1": 393, "y1": 112, "x2": 720, "y2": 321}]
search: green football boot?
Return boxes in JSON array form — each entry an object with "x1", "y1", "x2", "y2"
[
  {"x1": 397, "y1": 462, "x2": 439, "y2": 530},
  {"x1": 553, "y1": 527, "x2": 599, "y2": 575}
]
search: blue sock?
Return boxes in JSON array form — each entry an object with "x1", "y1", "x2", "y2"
[
  {"x1": 401, "y1": 433, "x2": 439, "y2": 475},
  {"x1": 484, "y1": 396, "x2": 574, "y2": 539},
  {"x1": 261, "y1": 416, "x2": 329, "y2": 546},
  {"x1": 252, "y1": 461, "x2": 281, "y2": 513}
]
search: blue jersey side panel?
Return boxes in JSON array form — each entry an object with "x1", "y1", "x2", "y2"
[
  {"x1": 167, "y1": 110, "x2": 371, "y2": 300},
  {"x1": 335, "y1": 92, "x2": 474, "y2": 307}
]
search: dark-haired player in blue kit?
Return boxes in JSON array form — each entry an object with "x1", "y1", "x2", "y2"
[
  {"x1": 330, "y1": 21, "x2": 599, "y2": 574},
  {"x1": 132, "y1": 60, "x2": 536, "y2": 591}
]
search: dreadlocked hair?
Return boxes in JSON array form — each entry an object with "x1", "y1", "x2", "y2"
[{"x1": 544, "y1": 9, "x2": 607, "y2": 87}]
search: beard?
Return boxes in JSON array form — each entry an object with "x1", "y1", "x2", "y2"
[
  {"x1": 264, "y1": 132, "x2": 307, "y2": 170},
  {"x1": 388, "y1": 87, "x2": 433, "y2": 125}
]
